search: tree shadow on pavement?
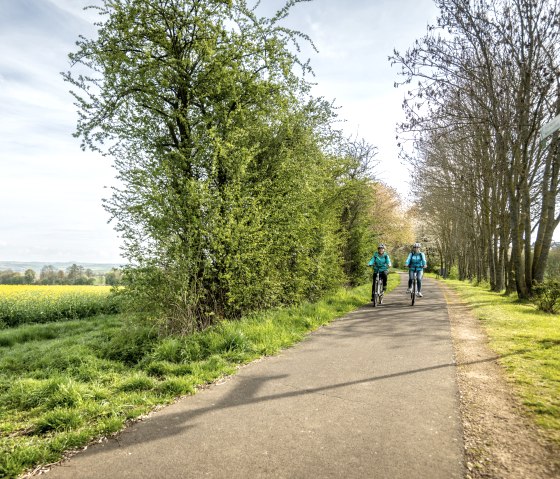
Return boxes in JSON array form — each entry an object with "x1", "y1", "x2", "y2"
[
  {"x1": 48, "y1": 274, "x2": 507, "y2": 467},
  {"x1": 67, "y1": 347, "x2": 529, "y2": 460}
]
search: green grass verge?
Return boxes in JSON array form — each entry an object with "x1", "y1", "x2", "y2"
[
  {"x1": 442, "y1": 279, "x2": 560, "y2": 445},
  {"x1": 0, "y1": 275, "x2": 399, "y2": 478}
]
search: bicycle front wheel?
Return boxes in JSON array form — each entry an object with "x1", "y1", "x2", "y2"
[{"x1": 411, "y1": 273, "x2": 416, "y2": 306}]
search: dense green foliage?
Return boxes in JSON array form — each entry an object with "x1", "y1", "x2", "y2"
[
  {"x1": 64, "y1": 0, "x2": 378, "y2": 332},
  {"x1": 546, "y1": 245, "x2": 560, "y2": 279},
  {"x1": 336, "y1": 138, "x2": 380, "y2": 286},
  {"x1": 0, "y1": 277, "x2": 400, "y2": 478},
  {"x1": 532, "y1": 279, "x2": 560, "y2": 314}
]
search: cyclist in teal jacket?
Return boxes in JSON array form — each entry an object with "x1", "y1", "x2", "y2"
[
  {"x1": 368, "y1": 244, "x2": 391, "y2": 301},
  {"x1": 405, "y1": 242, "x2": 427, "y2": 297}
]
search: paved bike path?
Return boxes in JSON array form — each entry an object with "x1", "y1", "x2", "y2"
[{"x1": 46, "y1": 274, "x2": 464, "y2": 478}]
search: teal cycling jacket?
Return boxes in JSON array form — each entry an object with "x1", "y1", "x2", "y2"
[
  {"x1": 368, "y1": 252, "x2": 391, "y2": 272},
  {"x1": 405, "y1": 251, "x2": 427, "y2": 270}
]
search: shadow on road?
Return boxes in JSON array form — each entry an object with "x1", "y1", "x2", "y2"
[
  {"x1": 47, "y1": 274, "x2": 518, "y2": 472},
  {"x1": 72, "y1": 347, "x2": 526, "y2": 459}
]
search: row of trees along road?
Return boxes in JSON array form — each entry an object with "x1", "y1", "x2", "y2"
[
  {"x1": 391, "y1": 0, "x2": 560, "y2": 298},
  {"x1": 64, "y1": 0, "x2": 409, "y2": 332}
]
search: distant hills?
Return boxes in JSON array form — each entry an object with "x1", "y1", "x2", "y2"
[{"x1": 0, "y1": 261, "x2": 123, "y2": 274}]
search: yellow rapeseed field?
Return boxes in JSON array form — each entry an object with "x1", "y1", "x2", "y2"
[{"x1": 0, "y1": 285, "x2": 119, "y2": 328}]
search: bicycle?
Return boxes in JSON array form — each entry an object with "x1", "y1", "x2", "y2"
[
  {"x1": 409, "y1": 269, "x2": 422, "y2": 306},
  {"x1": 372, "y1": 272, "x2": 384, "y2": 307}
]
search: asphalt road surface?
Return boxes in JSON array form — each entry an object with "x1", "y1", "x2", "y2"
[{"x1": 45, "y1": 273, "x2": 464, "y2": 479}]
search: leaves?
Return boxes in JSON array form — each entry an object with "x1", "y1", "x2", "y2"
[{"x1": 66, "y1": 0, "x2": 364, "y2": 331}]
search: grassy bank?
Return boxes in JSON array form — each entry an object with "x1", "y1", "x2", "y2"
[
  {"x1": 442, "y1": 279, "x2": 560, "y2": 444},
  {"x1": 0, "y1": 274, "x2": 399, "y2": 478}
]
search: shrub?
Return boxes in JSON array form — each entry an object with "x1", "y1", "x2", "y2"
[
  {"x1": 448, "y1": 265, "x2": 460, "y2": 280},
  {"x1": 545, "y1": 246, "x2": 560, "y2": 278},
  {"x1": 532, "y1": 280, "x2": 560, "y2": 314},
  {"x1": 99, "y1": 323, "x2": 158, "y2": 365}
]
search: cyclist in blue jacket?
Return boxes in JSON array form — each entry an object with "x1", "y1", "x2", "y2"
[
  {"x1": 368, "y1": 244, "x2": 392, "y2": 301},
  {"x1": 405, "y1": 242, "x2": 427, "y2": 297}
]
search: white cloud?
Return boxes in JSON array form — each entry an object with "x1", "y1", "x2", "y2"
[
  {"x1": 287, "y1": 0, "x2": 439, "y2": 198},
  {"x1": 0, "y1": 0, "x2": 120, "y2": 263},
  {"x1": 48, "y1": 0, "x2": 104, "y2": 23},
  {"x1": 3, "y1": 0, "x2": 553, "y2": 262},
  {"x1": 0, "y1": 0, "x2": 441, "y2": 262}
]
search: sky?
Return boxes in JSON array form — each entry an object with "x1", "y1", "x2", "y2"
[{"x1": 0, "y1": 0, "x2": 440, "y2": 264}]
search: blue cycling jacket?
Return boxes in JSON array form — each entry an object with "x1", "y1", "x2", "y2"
[
  {"x1": 368, "y1": 252, "x2": 392, "y2": 272},
  {"x1": 405, "y1": 251, "x2": 427, "y2": 270}
]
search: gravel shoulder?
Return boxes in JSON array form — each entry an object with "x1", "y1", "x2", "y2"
[{"x1": 443, "y1": 284, "x2": 560, "y2": 479}]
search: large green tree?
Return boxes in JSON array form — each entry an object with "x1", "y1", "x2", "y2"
[{"x1": 65, "y1": 0, "x2": 347, "y2": 331}]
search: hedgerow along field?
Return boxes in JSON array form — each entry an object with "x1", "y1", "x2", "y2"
[{"x1": 0, "y1": 285, "x2": 121, "y2": 328}]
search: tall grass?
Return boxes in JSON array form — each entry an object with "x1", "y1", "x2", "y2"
[
  {"x1": 443, "y1": 279, "x2": 560, "y2": 445},
  {"x1": 0, "y1": 285, "x2": 120, "y2": 328},
  {"x1": 0, "y1": 274, "x2": 399, "y2": 478}
]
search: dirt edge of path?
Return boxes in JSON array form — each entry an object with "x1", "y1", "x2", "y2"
[{"x1": 443, "y1": 284, "x2": 560, "y2": 479}]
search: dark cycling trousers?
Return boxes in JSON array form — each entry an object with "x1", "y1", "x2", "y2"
[{"x1": 372, "y1": 271, "x2": 388, "y2": 299}]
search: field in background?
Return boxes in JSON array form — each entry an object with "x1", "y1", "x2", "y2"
[{"x1": 0, "y1": 285, "x2": 120, "y2": 328}]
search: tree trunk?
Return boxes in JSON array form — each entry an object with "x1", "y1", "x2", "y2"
[{"x1": 533, "y1": 132, "x2": 560, "y2": 282}]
